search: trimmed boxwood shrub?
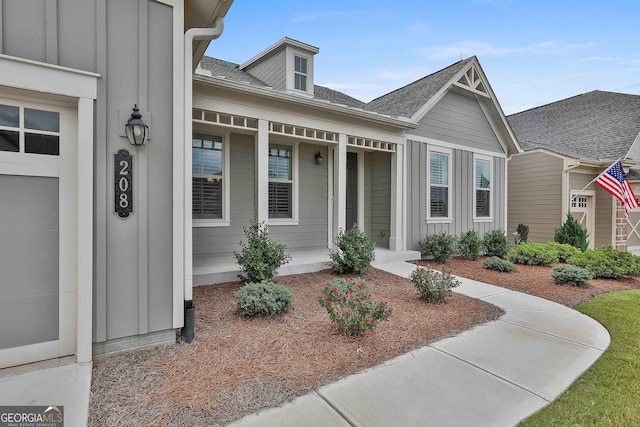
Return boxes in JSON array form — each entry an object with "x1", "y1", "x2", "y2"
[
  {"x1": 551, "y1": 264, "x2": 592, "y2": 288},
  {"x1": 508, "y1": 242, "x2": 559, "y2": 266},
  {"x1": 482, "y1": 229, "x2": 509, "y2": 258},
  {"x1": 483, "y1": 256, "x2": 515, "y2": 272},
  {"x1": 458, "y1": 230, "x2": 481, "y2": 261},
  {"x1": 234, "y1": 281, "x2": 293, "y2": 318},
  {"x1": 329, "y1": 225, "x2": 376, "y2": 274},
  {"x1": 544, "y1": 242, "x2": 582, "y2": 263},
  {"x1": 568, "y1": 245, "x2": 640, "y2": 279},
  {"x1": 419, "y1": 232, "x2": 457, "y2": 263}
]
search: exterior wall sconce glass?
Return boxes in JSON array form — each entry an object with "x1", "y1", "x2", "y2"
[
  {"x1": 125, "y1": 104, "x2": 149, "y2": 146},
  {"x1": 315, "y1": 151, "x2": 323, "y2": 165}
]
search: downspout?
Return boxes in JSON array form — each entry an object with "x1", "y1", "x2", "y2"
[{"x1": 182, "y1": 17, "x2": 224, "y2": 343}]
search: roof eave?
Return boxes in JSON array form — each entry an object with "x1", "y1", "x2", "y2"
[{"x1": 193, "y1": 73, "x2": 418, "y2": 130}]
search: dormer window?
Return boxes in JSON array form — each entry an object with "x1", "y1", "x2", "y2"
[{"x1": 294, "y1": 55, "x2": 308, "y2": 91}]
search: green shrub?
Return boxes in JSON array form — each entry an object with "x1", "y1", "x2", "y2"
[
  {"x1": 483, "y1": 256, "x2": 515, "y2": 272},
  {"x1": 319, "y1": 277, "x2": 391, "y2": 336},
  {"x1": 482, "y1": 229, "x2": 509, "y2": 258},
  {"x1": 551, "y1": 264, "x2": 592, "y2": 288},
  {"x1": 234, "y1": 281, "x2": 293, "y2": 318},
  {"x1": 234, "y1": 219, "x2": 292, "y2": 283},
  {"x1": 554, "y1": 212, "x2": 588, "y2": 251},
  {"x1": 545, "y1": 242, "x2": 582, "y2": 263},
  {"x1": 516, "y1": 223, "x2": 529, "y2": 244},
  {"x1": 508, "y1": 242, "x2": 559, "y2": 266},
  {"x1": 329, "y1": 225, "x2": 376, "y2": 274},
  {"x1": 419, "y1": 232, "x2": 457, "y2": 263},
  {"x1": 569, "y1": 245, "x2": 640, "y2": 279},
  {"x1": 458, "y1": 230, "x2": 481, "y2": 261},
  {"x1": 409, "y1": 266, "x2": 460, "y2": 304}
]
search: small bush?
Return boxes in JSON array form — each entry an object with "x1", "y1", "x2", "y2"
[
  {"x1": 409, "y1": 266, "x2": 460, "y2": 304},
  {"x1": 508, "y1": 242, "x2": 559, "y2": 266},
  {"x1": 551, "y1": 264, "x2": 592, "y2": 288},
  {"x1": 516, "y1": 223, "x2": 529, "y2": 244},
  {"x1": 319, "y1": 277, "x2": 391, "y2": 336},
  {"x1": 419, "y1": 232, "x2": 457, "y2": 263},
  {"x1": 482, "y1": 229, "x2": 509, "y2": 258},
  {"x1": 234, "y1": 281, "x2": 293, "y2": 318},
  {"x1": 568, "y1": 245, "x2": 640, "y2": 279},
  {"x1": 483, "y1": 256, "x2": 515, "y2": 272},
  {"x1": 329, "y1": 225, "x2": 375, "y2": 274},
  {"x1": 554, "y1": 212, "x2": 588, "y2": 251},
  {"x1": 545, "y1": 242, "x2": 582, "y2": 263},
  {"x1": 458, "y1": 230, "x2": 482, "y2": 260},
  {"x1": 234, "y1": 219, "x2": 292, "y2": 283}
]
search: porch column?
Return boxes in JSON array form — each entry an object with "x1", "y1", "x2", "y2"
[
  {"x1": 334, "y1": 134, "x2": 347, "y2": 235},
  {"x1": 389, "y1": 144, "x2": 404, "y2": 251},
  {"x1": 256, "y1": 119, "x2": 269, "y2": 222}
]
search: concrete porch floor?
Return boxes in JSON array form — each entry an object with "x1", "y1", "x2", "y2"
[{"x1": 193, "y1": 247, "x2": 421, "y2": 285}]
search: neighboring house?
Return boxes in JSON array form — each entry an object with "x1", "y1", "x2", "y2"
[
  {"x1": 192, "y1": 40, "x2": 521, "y2": 286},
  {"x1": 507, "y1": 90, "x2": 640, "y2": 250},
  {"x1": 0, "y1": 0, "x2": 233, "y2": 370}
]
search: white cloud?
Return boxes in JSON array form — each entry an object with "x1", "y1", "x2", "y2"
[{"x1": 419, "y1": 40, "x2": 595, "y2": 61}]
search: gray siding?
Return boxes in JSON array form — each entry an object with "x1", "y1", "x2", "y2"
[
  {"x1": 244, "y1": 49, "x2": 286, "y2": 91},
  {"x1": 193, "y1": 133, "x2": 256, "y2": 255},
  {"x1": 368, "y1": 151, "x2": 391, "y2": 248},
  {"x1": 0, "y1": 0, "x2": 97, "y2": 72},
  {"x1": 411, "y1": 88, "x2": 503, "y2": 154},
  {"x1": 269, "y1": 143, "x2": 329, "y2": 250},
  {"x1": 507, "y1": 152, "x2": 563, "y2": 244},
  {"x1": 406, "y1": 140, "x2": 506, "y2": 251}
]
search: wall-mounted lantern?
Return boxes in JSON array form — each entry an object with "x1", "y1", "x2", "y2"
[
  {"x1": 314, "y1": 151, "x2": 323, "y2": 165},
  {"x1": 125, "y1": 104, "x2": 149, "y2": 147}
]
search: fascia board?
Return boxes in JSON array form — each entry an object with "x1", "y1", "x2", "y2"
[{"x1": 193, "y1": 74, "x2": 418, "y2": 130}]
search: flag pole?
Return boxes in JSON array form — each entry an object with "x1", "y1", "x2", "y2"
[{"x1": 569, "y1": 159, "x2": 621, "y2": 204}]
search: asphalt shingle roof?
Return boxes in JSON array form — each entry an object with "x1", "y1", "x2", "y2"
[
  {"x1": 198, "y1": 56, "x2": 270, "y2": 87},
  {"x1": 363, "y1": 57, "x2": 474, "y2": 118},
  {"x1": 507, "y1": 90, "x2": 640, "y2": 162}
]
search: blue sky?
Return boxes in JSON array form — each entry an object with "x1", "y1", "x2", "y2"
[{"x1": 205, "y1": 0, "x2": 640, "y2": 115}]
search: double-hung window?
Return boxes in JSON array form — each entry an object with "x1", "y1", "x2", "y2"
[
  {"x1": 474, "y1": 155, "x2": 492, "y2": 219},
  {"x1": 428, "y1": 150, "x2": 451, "y2": 219},
  {"x1": 268, "y1": 143, "x2": 297, "y2": 221},
  {"x1": 192, "y1": 133, "x2": 225, "y2": 221},
  {"x1": 294, "y1": 55, "x2": 308, "y2": 92}
]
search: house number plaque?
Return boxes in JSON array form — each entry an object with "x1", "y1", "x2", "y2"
[{"x1": 114, "y1": 149, "x2": 133, "y2": 218}]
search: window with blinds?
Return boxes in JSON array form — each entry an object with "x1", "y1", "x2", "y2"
[
  {"x1": 429, "y1": 152, "x2": 449, "y2": 217},
  {"x1": 475, "y1": 158, "x2": 491, "y2": 217},
  {"x1": 269, "y1": 144, "x2": 293, "y2": 218},
  {"x1": 192, "y1": 134, "x2": 223, "y2": 219}
]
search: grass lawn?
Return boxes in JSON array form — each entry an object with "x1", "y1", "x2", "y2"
[{"x1": 521, "y1": 289, "x2": 640, "y2": 426}]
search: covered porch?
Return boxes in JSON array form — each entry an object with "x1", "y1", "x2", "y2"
[{"x1": 194, "y1": 247, "x2": 421, "y2": 285}]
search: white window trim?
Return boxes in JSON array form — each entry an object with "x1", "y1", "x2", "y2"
[
  {"x1": 286, "y1": 48, "x2": 313, "y2": 97},
  {"x1": 268, "y1": 141, "x2": 299, "y2": 226},
  {"x1": 473, "y1": 153, "x2": 493, "y2": 222},
  {"x1": 192, "y1": 131, "x2": 230, "y2": 227},
  {"x1": 426, "y1": 146, "x2": 453, "y2": 223}
]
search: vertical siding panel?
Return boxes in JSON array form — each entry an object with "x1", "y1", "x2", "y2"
[{"x1": 2, "y1": 0, "x2": 47, "y2": 62}]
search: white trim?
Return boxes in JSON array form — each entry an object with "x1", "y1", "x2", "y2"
[
  {"x1": 406, "y1": 134, "x2": 507, "y2": 159},
  {"x1": 357, "y1": 150, "x2": 365, "y2": 231},
  {"x1": 267, "y1": 141, "x2": 299, "y2": 225},
  {"x1": 426, "y1": 146, "x2": 453, "y2": 221},
  {"x1": 240, "y1": 37, "x2": 318, "y2": 70},
  {"x1": 327, "y1": 147, "x2": 334, "y2": 249},
  {"x1": 473, "y1": 153, "x2": 494, "y2": 221}
]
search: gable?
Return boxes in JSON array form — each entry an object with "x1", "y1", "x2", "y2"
[
  {"x1": 243, "y1": 49, "x2": 287, "y2": 91},
  {"x1": 410, "y1": 87, "x2": 504, "y2": 153}
]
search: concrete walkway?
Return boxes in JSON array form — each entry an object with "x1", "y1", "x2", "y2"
[{"x1": 229, "y1": 260, "x2": 611, "y2": 427}]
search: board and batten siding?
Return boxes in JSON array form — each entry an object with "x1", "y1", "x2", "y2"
[
  {"x1": 405, "y1": 139, "x2": 506, "y2": 252},
  {"x1": 243, "y1": 49, "x2": 286, "y2": 92},
  {"x1": 568, "y1": 172, "x2": 614, "y2": 249},
  {"x1": 507, "y1": 151, "x2": 563, "y2": 244},
  {"x1": 269, "y1": 143, "x2": 329, "y2": 250},
  {"x1": 366, "y1": 151, "x2": 391, "y2": 248},
  {"x1": 193, "y1": 133, "x2": 256, "y2": 256},
  {"x1": 413, "y1": 88, "x2": 504, "y2": 154}
]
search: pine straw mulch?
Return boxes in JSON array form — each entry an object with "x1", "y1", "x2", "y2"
[
  {"x1": 422, "y1": 257, "x2": 640, "y2": 308},
  {"x1": 89, "y1": 267, "x2": 503, "y2": 426}
]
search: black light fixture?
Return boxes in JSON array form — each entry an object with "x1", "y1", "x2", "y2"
[
  {"x1": 125, "y1": 104, "x2": 149, "y2": 146},
  {"x1": 315, "y1": 151, "x2": 323, "y2": 165}
]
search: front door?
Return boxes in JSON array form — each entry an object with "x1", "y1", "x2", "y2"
[
  {"x1": 570, "y1": 194, "x2": 594, "y2": 249},
  {"x1": 346, "y1": 152, "x2": 358, "y2": 230},
  {"x1": 0, "y1": 96, "x2": 77, "y2": 368}
]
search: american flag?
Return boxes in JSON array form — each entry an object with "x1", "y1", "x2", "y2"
[{"x1": 595, "y1": 160, "x2": 639, "y2": 217}]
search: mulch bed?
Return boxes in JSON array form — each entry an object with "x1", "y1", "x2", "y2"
[{"x1": 89, "y1": 267, "x2": 502, "y2": 426}]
